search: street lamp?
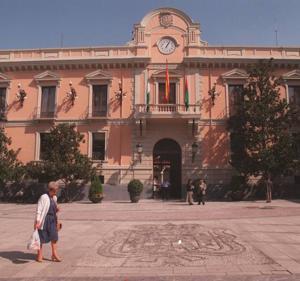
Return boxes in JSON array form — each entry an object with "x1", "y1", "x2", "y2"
[
  {"x1": 115, "y1": 79, "x2": 126, "y2": 102},
  {"x1": 192, "y1": 142, "x2": 198, "y2": 163},
  {"x1": 208, "y1": 82, "x2": 220, "y2": 106},
  {"x1": 136, "y1": 143, "x2": 143, "y2": 163},
  {"x1": 16, "y1": 83, "x2": 27, "y2": 107},
  {"x1": 67, "y1": 81, "x2": 77, "y2": 106}
]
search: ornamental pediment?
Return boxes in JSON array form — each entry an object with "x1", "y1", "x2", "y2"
[
  {"x1": 34, "y1": 71, "x2": 61, "y2": 81},
  {"x1": 151, "y1": 69, "x2": 182, "y2": 79},
  {"x1": 221, "y1": 68, "x2": 248, "y2": 80},
  {"x1": 85, "y1": 70, "x2": 113, "y2": 82},
  {"x1": 282, "y1": 69, "x2": 300, "y2": 80},
  {"x1": 0, "y1": 72, "x2": 11, "y2": 83}
]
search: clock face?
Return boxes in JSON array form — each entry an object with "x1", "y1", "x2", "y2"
[{"x1": 157, "y1": 38, "x2": 176, "y2": 55}]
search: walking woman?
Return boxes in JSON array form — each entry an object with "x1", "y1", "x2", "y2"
[
  {"x1": 34, "y1": 181, "x2": 62, "y2": 262},
  {"x1": 186, "y1": 179, "x2": 194, "y2": 205}
]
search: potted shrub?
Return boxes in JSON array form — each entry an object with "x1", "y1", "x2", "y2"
[
  {"x1": 127, "y1": 179, "x2": 143, "y2": 203},
  {"x1": 88, "y1": 176, "x2": 104, "y2": 203}
]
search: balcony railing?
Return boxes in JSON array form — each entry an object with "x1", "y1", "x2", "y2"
[
  {"x1": 87, "y1": 110, "x2": 107, "y2": 119},
  {"x1": 0, "y1": 106, "x2": 7, "y2": 121},
  {"x1": 33, "y1": 107, "x2": 57, "y2": 120},
  {"x1": 134, "y1": 104, "x2": 200, "y2": 118}
]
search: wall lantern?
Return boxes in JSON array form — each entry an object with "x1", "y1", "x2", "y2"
[
  {"x1": 208, "y1": 82, "x2": 220, "y2": 106},
  {"x1": 191, "y1": 141, "x2": 198, "y2": 163},
  {"x1": 16, "y1": 83, "x2": 27, "y2": 107},
  {"x1": 115, "y1": 79, "x2": 127, "y2": 103},
  {"x1": 136, "y1": 143, "x2": 143, "y2": 163},
  {"x1": 67, "y1": 81, "x2": 77, "y2": 106}
]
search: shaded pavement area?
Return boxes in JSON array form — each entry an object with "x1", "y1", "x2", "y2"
[{"x1": 0, "y1": 200, "x2": 300, "y2": 280}]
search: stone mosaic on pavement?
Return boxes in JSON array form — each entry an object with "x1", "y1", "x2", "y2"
[{"x1": 0, "y1": 200, "x2": 300, "y2": 280}]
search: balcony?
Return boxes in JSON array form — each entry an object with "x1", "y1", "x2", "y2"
[
  {"x1": 0, "y1": 106, "x2": 7, "y2": 121},
  {"x1": 87, "y1": 109, "x2": 107, "y2": 119},
  {"x1": 134, "y1": 104, "x2": 200, "y2": 119},
  {"x1": 33, "y1": 107, "x2": 57, "y2": 121}
]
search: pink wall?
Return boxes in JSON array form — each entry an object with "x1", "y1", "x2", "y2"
[{"x1": 1, "y1": 7, "x2": 298, "y2": 174}]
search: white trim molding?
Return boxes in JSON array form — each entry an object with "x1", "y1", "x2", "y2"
[
  {"x1": 34, "y1": 71, "x2": 61, "y2": 119},
  {"x1": 88, "y1": 130, "x2": 108, "y2": 161},
  {"x1": 282, "y1": 70, "x2": 300, "y2": 103},
  {"x1": 85, "y1": 69, "x2": 113, "y2": 84},
  {"x1": 34, "y1": 70, "x2": 61, "y2": 85},
  {"x1": 282, "y1": 69, "x2": 300, "y2": 81},
  {"x1": 0, "y1": 73, "x2": 11, "y2": 107},
  {"x1": 36, "y1": 131, "x2": 49, "y2": 161},
  {"x1": 0, "y1": 72, "x2": 11, "y2": 86},
  {"x1": 221, "y1": 68, "x2": 248, "y2": 117},
  {"x1": 221, "y1": 68, "x2": 248, "y2": 82}
]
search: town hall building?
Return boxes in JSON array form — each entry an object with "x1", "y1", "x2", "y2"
[{"x1": 0, "y1": 7, "x2": 300, "y2": 197}]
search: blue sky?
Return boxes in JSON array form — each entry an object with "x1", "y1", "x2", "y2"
[{"x1": 1, "y1": 0, "x2": 300, "y2": 49}]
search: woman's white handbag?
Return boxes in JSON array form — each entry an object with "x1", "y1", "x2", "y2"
[{"x1": 27, "y1": 229, "x2": 40, "y2": 250}]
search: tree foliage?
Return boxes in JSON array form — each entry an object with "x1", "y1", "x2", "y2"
[
  {"x1": 0, "y1": 128, "x2": 24, "y2": 187},
  {"x1": 227, "y1": 60, "x2": 299, "y2": 201},
  {"x1": 26, "y1": 123, "x2": 95, "y2": 201}
]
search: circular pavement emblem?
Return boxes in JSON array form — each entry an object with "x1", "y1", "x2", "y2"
[{"x1": 97, "y1": 224, "x2": 255, "y2": 266}]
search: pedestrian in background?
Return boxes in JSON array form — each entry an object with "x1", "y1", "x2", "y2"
[
  {"x1": 161, "y1": 179, "x2": 170, "y2": 200},
  {"x1": 198, "y1": 179, "x2": 207, "y2": 205},
  {"x1": 186, "y1": 179, "x2": 194, "y2": 205},
  {"x1": 152, "y1": 176, "x2": 159, "y2": 199}
]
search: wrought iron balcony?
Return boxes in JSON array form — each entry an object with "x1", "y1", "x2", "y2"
[
  {"x1": 88, "y1": 109, "x2": 107, "y2": 119},
  {"x1": 33, "y1": 107, "x2": 57, "y2": 120},
  {"x1": 0, "y1": 106, "x2": 7, "y2": 121},
  {"x1": 134, "y1": 104, "x2": 200, "y2": 119}
]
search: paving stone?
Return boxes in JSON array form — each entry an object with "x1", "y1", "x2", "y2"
[{"x1": 1, "y1": 200, "x2": 300, "y2": 280}]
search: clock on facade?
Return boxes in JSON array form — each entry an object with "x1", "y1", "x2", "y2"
[{"x1": 157, "y1": 37, "x2": 176, "y2": 55}]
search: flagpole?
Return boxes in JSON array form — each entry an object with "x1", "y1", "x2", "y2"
[{"x1": 165, "y1": 59, "x2": 170, "y2": 104}]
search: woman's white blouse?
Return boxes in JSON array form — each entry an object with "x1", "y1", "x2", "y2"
[{"x1": 35, "y1": 194, "x2": 57, "y2": 230}]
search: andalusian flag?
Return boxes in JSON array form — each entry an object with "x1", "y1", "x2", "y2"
[
  {"x1": 146, "y1": 80, "x2": 150, "y2": 112},
  {"x1": 165, "y1": 61, "x2": 170, "y2": 103},
  {"x1": 184, "y1": 77, "x2": 190, "y2": 110}
]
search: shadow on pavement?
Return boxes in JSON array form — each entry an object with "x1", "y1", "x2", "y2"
[
  {"x1": 0, "y1": 251, "x2": 35, "y2": 264},
  {"x1": 288, "y1": 199, "x2": 300, "y2": 204},
  {"x1": 112, "y1": 201, "x2": 133, "y2": 204}
]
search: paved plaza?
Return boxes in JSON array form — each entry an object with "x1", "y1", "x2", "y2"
[{"x1": 1, "y1": 199, "x2": 300, "y2": 280}]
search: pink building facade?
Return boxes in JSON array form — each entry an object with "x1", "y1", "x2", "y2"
[{"x1": 1, "y1": 8, "x2": 300, "y2": 197}]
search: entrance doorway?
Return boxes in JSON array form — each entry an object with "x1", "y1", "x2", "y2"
[{"x1": 153, "y1": 139, "x2": 182, "y2": 198}]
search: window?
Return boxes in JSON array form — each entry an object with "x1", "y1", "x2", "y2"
[
  {"x1": 158, "y1": 82, "x2": 176, "y2": 104},
  {"x1": 0, "y1": 87, "x2": 6, "y2": 119},
  {"x1": 41, "y1": 86, "x2": 56, "y2": 118},
  {"x1": 229, "y1": 84, "x2": 244, "y2": 115},
  {"x1": 288, "y1": 86, "x2": 300, "y2": 108},
  {"x1": 92, "y1": 85, "x2": 107, "y2": 117},
  {"x1": 39, "y1": 133, "x2": 49, "y2": 160},
  {"x1": 92, "y1": 132, "x2": 105, "y2": 160}
]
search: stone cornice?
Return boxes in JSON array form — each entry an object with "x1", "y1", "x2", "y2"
[
  {"x1": 0, "y1": 58, "x2": 151, "y2": 72},
  {"x1": 183, "y1": 57, "x2": 300, "y2": 69},
  {"x1": 3, "y1": 117, "x2": 134, "y2": 127}
]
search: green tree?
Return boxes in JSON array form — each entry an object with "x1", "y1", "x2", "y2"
[
  {"x1": 0, "y1": 128, "x2": 24, "y2": 198},
  {"x1": 26, "y1": 123, "x2": 95, "y2": 201},
  {"x1": 228, "y1": 60, "x2": 299, "y2": 202}
]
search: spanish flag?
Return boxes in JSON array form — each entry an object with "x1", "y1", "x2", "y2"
[{"x1": 165, "y1": 61, "x2": 170, "y2": 103}]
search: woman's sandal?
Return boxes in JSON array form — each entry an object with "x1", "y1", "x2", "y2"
[
  {"x1": 36, "y1": 257, "x2": 43, "y2": 263},
  {"x1": 51, "y1": 255, "x2": 62, "y2": 262}
]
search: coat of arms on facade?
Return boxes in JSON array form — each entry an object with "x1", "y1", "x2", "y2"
[{"x1": 159, "y1": 13, "x2": 173, "y2": 28}]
